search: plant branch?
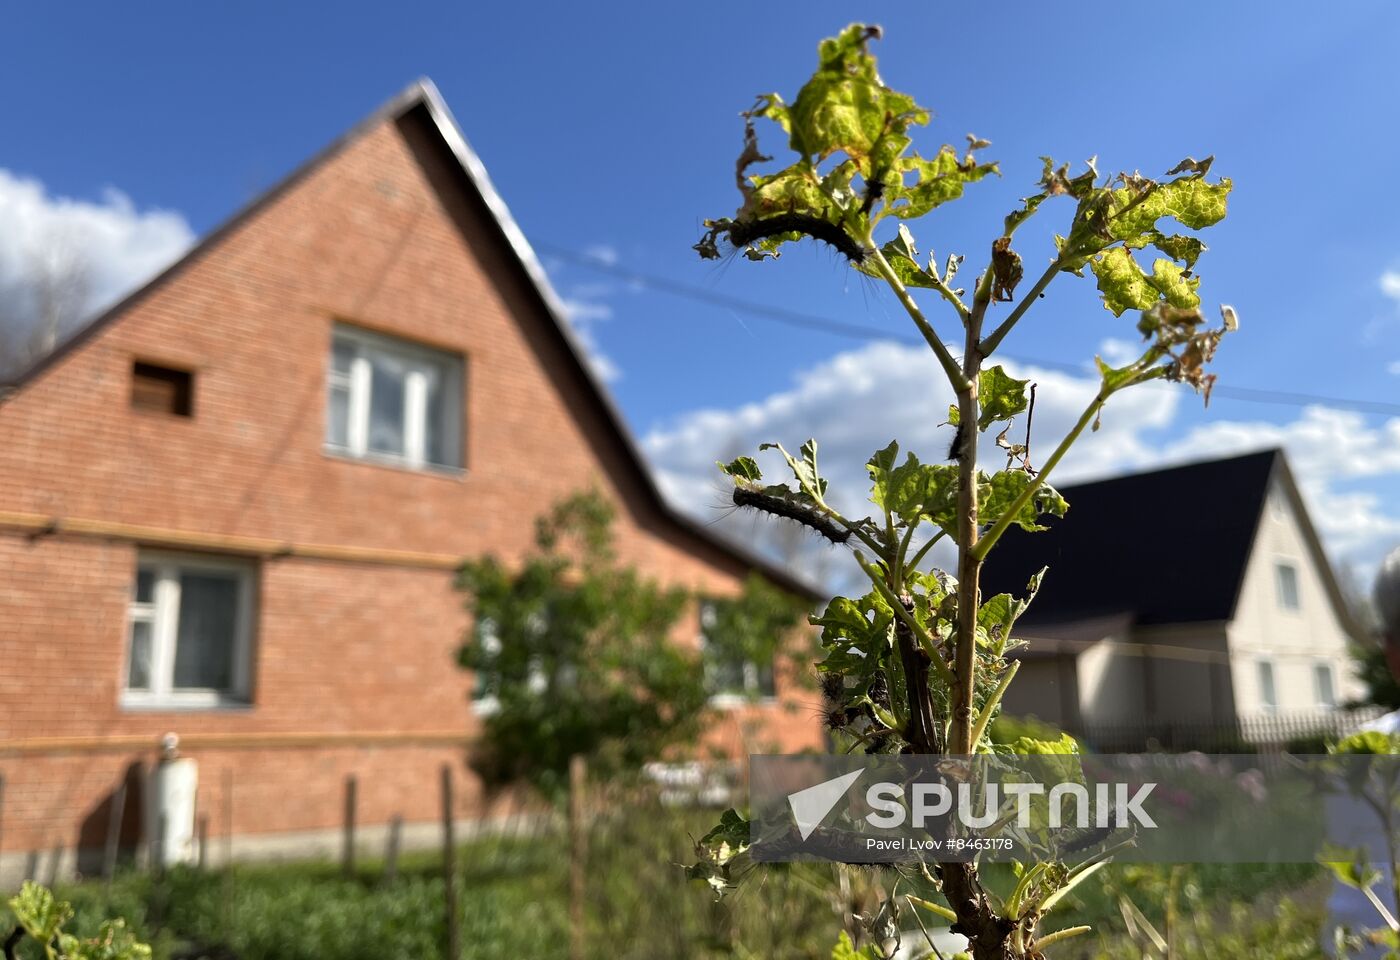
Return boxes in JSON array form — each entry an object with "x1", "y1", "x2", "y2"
[
  {"x1": 978, "y1": 259, "x2": 1062, "y2": 356},
  {"x1": 906, "y1": 531, "x2": 945, "y2": 574},
  {"x1": 972, "y1": 387, "x2": 1108, "y2": 563},
  {"x1": 969, "y1": 659, "x2": 1020, "y2": 751},
  {"x1": 866, "y1": 245, "x2": 970, "y2": 391},
  {"x1": 1034, "y1": 925, "x2": 1092, "y2": 950},
  {"x1": 950, "y1": 274, "x2": 985, "y2": 756},
  {"x1": 926, "y1": 270, "x2": 971, "y2": 325},
  {"x1": 854, "y1": 551, "x2": 956, "y2": 689}
]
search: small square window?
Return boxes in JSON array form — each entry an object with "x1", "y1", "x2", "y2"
[
  {"x1": 131, "y1": 362, "x2": 193, "y2": 416},
  {"x1": 1275, "y1": 562, "x2": 1300, "y2": 611}
]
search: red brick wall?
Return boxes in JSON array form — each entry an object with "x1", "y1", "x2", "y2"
[{"x1": 0, "y1": 107, "x2": 822, "y2": 860}]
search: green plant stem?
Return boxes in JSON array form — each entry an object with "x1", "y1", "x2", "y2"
[
  {"x1": 853, "y1": 551, "x2": 956, "y2": 689},
  {"x1": 969, "y1": 659, "x2": 1020, "y2": 751},
  {"x1": 972, "y1": 387, "x2": 1108, "y2": 563},
  {"x1": 895, "y1": 522, "x2": 918, "y2": 577},
  {"x1": 1034, "y1": 926, "x2": 1092, "y2": 950},
  {"x1": 950, "y1": 269, "x2": 988, "y2": 756},
  {"x1": 866, "y1": 245, "x2": 970, "y2": 391},
  {"x1": 906, "y1": 531, "x2": 945, "y2": 573},
  {"x1": 927, "y1": 270, "x2": 971, "y2": 324},
  {"x1": 978, "y1": 260, "x2": 1062, "y2": 356}
]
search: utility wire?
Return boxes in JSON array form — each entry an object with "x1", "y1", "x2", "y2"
[{"x1": 538, "y1": 242, "x2": 1400, "y2": 418}]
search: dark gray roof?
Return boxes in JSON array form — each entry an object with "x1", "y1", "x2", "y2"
[{"x1": 982, "y1": 449, "x2": 1283, "y2": 627}]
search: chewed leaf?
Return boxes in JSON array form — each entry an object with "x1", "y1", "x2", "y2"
[
  {"x1": 697, "y1": 24, "x2": 995, "y2": 262},
  {"x1": 887, "y1": 146, "x2": 998, "y2": 221},
  {"x1": 1090, "y1": 247, "x2": 1156, "y2": 315},
  {"x1": 978, "y1": 366, "x2": 1030, "y2": 430},
  {"x1": 866, "y1": 442, "x2": 959, "y2": 527},
  {"x1": 982, "y1": 471, "x2": 1068, "y2": 534},
  {"x1": 718, "y1": 456, "x2": 762, "y2": 483},
  {"x1": 1149, "y1": 258, "x2": 1201, "y2": 309}
]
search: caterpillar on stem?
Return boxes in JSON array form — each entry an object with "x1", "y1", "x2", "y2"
[{"x1": 696, "y1": 214, "x2": 872, "y2": 265}]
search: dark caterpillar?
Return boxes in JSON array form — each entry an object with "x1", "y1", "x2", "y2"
[
  {"x1": 732, "y1": 485, "x2": 851, "y2": 544},
  {"x1": 724, "y1": 214, "x2": 872, "y2": 264}
]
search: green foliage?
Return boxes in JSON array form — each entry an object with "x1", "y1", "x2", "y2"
[
  {"x1": 695, "y1": 24, "x2": 996, "y2": 263},
  {"x1": 692, "y1": 21, "x2": 1235, "y2": 958},
  {"x1": 830, "y1": 930, "x2": 877, "y2": 959},
  {"x1": 1357, "y1": 641, "x2": 1400, "y2": 710},
  {"x1": 457, "y1": 490, "x2": 802, "y2": 800},
  {"x1": 5, "y1": 882, "x2": 150, "y2": 960}
]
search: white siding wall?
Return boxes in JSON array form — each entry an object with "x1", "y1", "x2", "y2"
[
  {"x1": 1227, "y1": 480, "x2": 1363, "y2": 715},
  {"x1": 1002, "y1": 657, "x2": 1076, "y2": 728},
  {"x1": 1077, "y1": 642, "x2": 1144, "y2": 726}
]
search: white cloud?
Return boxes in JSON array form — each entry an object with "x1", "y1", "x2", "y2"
[
  {"x1": 0, "y1": 169, "x2": 194, "y2": 367},
  {"x1": 1387, "y1": 360, "x2": 1400, "y2": 376},
  {"x1": 644, "y1": 340, "x2": 1400, "y2": 573},
  {"x1": 1381, "y1": 270, "x2": 1400, "y2": 302},
  {"x1": 560, "y1": 281, "x2": 620, "y2": 382},
  {"x1": 643, "y1": 339, "x2": 1175, "y2": 539},
  {"x1": 1098, "y1": 337, "x2": 1141, "y2": 368},
  {"x1": 582, "y1": 243, "x2": 619, "y2": 267},
  {"x1": 1155, "y1": 407, "x2": 1400, "y2": 558}
]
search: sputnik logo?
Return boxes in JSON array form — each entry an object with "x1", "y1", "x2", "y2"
[{"x1": 787, "y1": 770, "x2": 863, "y2": 840}]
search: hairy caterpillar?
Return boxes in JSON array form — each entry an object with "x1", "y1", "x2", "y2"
[
  {"x1": 698, "y1": 214, "x2": 873, "y2": 265},
  {"x1": 731, "y1": 485, "x2": 851, "y2": 544}
]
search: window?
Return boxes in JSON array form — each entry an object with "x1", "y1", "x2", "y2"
[
  {"x1": 326, "y1": 324, "x2": 464, "y2": 470},
  {"x1": 1314, "y1": 662, "x2": 1337, "y2": 709},
  {"x1": 700, "y1": 601, "x2": 776, "y2": 703},
  {"x1": 1256, "y1": 660, "x2": 1278, "y2": 714},
  {"x1": 131, "y1": 361, "x2": 193, "y2": 416},
  {"x1": 124, "y1": 552, "x2": 255, "y2": 708},
  {"x1": 1275, "y1": 561, "x2": 1301, "y2": 611}
]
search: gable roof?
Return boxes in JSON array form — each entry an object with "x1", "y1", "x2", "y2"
[
  {"x1": 0, "y1": 80, "x2": 821, "y2": 601},
  {"x1": 982, "y1": 448, "x2": 1361, "y2": 637}
]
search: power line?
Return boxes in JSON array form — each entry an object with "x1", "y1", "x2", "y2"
[{"x1": 538, "y1": 242, "x2": 1400, "y2": 419}]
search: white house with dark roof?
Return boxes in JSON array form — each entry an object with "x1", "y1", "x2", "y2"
[{"x1": 982, "y1": 449, "x2": 1370, "y2": 745}]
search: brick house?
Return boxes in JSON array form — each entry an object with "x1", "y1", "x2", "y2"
[{"x1": 0, "y1": 80, "x2": 822, "y2": 884}]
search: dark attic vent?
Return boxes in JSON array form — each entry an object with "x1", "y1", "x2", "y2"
[{"x1": 131, "y1": 361, "x2": 194, "y2": 417}]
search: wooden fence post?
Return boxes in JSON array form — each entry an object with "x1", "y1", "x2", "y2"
[
  {"x1": 103, "y1": 780, "x2": 127, "y2": 887},
  {"x1": 342, "y1": 774, "x2": 358, "y2": 879},
  {"x1": 441, "y1": 766, "x2": 460, "y2": 960},
  {"x1": 569, "y1": 754, "x2": 588, "y2": 960},
  {"x1": 384, "y1": 814, "x2": 402, "y2": 884}
]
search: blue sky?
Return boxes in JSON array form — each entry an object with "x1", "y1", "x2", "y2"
[{"x1": 4, "y1": 2, "x2": 1400, "y2": 580}]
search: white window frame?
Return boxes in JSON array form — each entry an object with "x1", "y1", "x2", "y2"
[
  {"x1": 325, "y1": 323, "x2": 464, "y2": 471},
  {"x1": 1313, "y1": 661, "x2": 1337, "y2": 709},
  {"x1": 699, "y1": 601, "x2": 777, "y2": 708},
  {"x1": 1256, "y1": 658, "x2": 1278, "y2": 714},
  {"x1": 122, "y1": 551, "x2": 256, "y2": 710},
  {"x1": 1274, "y1": 560, "x2": 1301, "y2": 612}
]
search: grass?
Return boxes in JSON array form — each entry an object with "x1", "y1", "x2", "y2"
[{"x1": 9, "y1": 805, "x2": 1333, "y2": 960}]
